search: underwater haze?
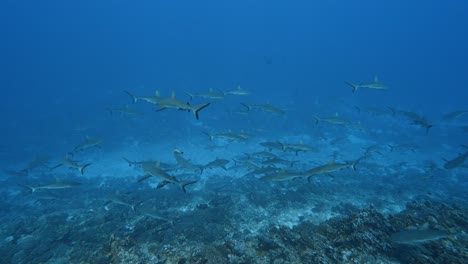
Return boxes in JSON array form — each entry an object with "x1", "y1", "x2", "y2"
[{"x1": 1, "y1": 0, "x2": 467, "y2": 263}]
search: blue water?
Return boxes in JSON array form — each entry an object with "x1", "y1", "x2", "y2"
[{"x1": 1, "y1": 1, "x2": 467, "y2": 263}]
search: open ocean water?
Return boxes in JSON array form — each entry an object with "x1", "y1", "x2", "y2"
[{"x1": 1, "y1": 0, "x2": 467, "y2": 263}]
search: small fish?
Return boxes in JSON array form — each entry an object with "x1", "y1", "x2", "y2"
[{"x1": 346, "y1": 76, "x2": 389, "y2": 93}]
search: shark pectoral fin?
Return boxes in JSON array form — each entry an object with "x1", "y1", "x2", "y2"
[
  {"x1": 179, "y1": 180, "x2": 198, "y2": 193},
  {"x1": 51, "y1": 163, "x2": 64, "y2": 170},
  {"x1": 157, "y1": 181, "x2": 171, "y2": 189},
  {"x1": 137, "y1": 174, "x2": 153, "y2": 183},
  {"x1": 79, "y1": 163, "x2": 92, "y2": 175},
  {"x1": 326, "y1": 173, "x2": 335, "y2": 178},
  {"x1": 156, "y1": 107, "x2": 167, "y2": 112},
  {"x1": 192, "y1": 103, "x2": 211, "y2": 120}
]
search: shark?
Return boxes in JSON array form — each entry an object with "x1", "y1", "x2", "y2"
[
  {"x1": 156, "y1": 91, "x2": 210, "y2": 120},
  {"x1": 107, "y1": 105, "x2": 143, "y2": 116},
  {"x1": 104, "y1": 194, "x2": 144, "y2": 212},
  {"x1": 390, "y1": 223, "x2": 454, "y2": 245},
  {"x1": 53, "y1": 154, "x2": 91, "y2": 175},
  {"x1": 400, "y1": 111, "x2": 433, "y2": 133},
  {"x1": 304, "y1": 158, "x2": 361, "y2": 182},
  {"x1": 260, "y1": 170, "x2": 306, "y2": 182},
  {"x1": 283, "y1": 142, "x2": 317, "y2": 155},
  {"x1": 443, "y1": 151, "x2": 468, "y2": 170},
  {"x1": 241, "y1": 103, "x2": 285, "y2": 114},
  {"x1": 203, "y1": 158, "x2": 229, "y2": 170},
  {"x1": 346, "y1": 76, "x2": 389, "y2": 93},
  {"x1": 141, "y1": 161, "x2": 198, "y2": 193},
  {"x1": 18, "y1": 181, "x2": 81, "y2": 193},
  {"x1": 185, "y1": 88, "x2": 225, "y2": 100},
  {"x1": 73, "y1": 136, "x2": 103, "y2": 152},
  {"x1": 259, "y1": 141, "x2": 285, "y2": 152},
  {"x1": 203, "y1": 132, "x2": 249, "y2": 141},
  {"x1": 173, "y1": 149, "x2": 204, "y2": 173},
  {"x1": 22, "y1": 155, "x2": 51, "y2": 174},
  {"x1": 442, "y1": 110, "x2": 468, "y2": 121},
  {"x1": 125, "y1": 90, "x2": 163, "y2": 105},
  {"x1": 223, "y1": 86, "x2": 250, "y2": 96},
  {"x1": 313, "y1": 113, "x2": 352, "y2": 126}
]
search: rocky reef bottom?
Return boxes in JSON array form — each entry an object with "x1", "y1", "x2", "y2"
[{"x1": 3, "y1": 199, "x2": 465, "y2": 264}]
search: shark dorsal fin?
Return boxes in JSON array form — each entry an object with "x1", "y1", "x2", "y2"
[
  {"x1": 155, "y1": 90, "x2": 160, "y2": 96},
  {"x1": 209, "y1": 88, "x2": 214, "y2": 92},
  {"x1": 171, "y1": 91, "x2": 176, "y2": 98},
  {"x1": 237, "y1": 85, "x2": 241, "y2": 90},
  {"x1": 328, "y1": 159, "x2": 335, "y2": 165},
  {"x1": 300, "y1": 140, "x2": 304, "y2": 144},
  {"x1": 156, "y1": 161, "x2": 161, "y2": 168},
  {"x1": 374, "y1": 76, "x2": 379, "y2": 82}
]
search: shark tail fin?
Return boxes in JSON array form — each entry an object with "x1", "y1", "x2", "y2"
[
  {"x1": 122, "y1": 157, "x2": 133, "y2": 167},
  {"x1": 351, "y1": 157, "x2": 363, "y2": 171},
  {"x1": 192, "y1": 103, "x2": 211, "y2": 120},
  {"x1": 202, "y1": 132, "x2": 214, "y2": 140},
  {"x1": 17, "y1": 183, "x2": 35, "y2": 193},
  {"x1": 426, "y1": 125, "x2": 433, "y2": 134},
  {"x1": 132, "y1": 200, "x2": 145, "y2": 212},
  {"x1": 345, "y1": 82, "x2": 358, "y2": 93},
  {"x1": 240, "y1": 103, "x2": 251, "y2": 111},
  {"x1": 312, "y1": 114, "x2": 320, "y2": 124},
  {"x1": 179, "y1": 180, "x2": 198, "y2": 193},
  {"x1": 184, "y1": 91, "x2": 194, "y2": 100},
  {"x1": 124, "y1": 90, "x2": 138, "y2": 104},
  {"x1": 79, "y1": 163, "x2": 92, "y2": 175}
]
